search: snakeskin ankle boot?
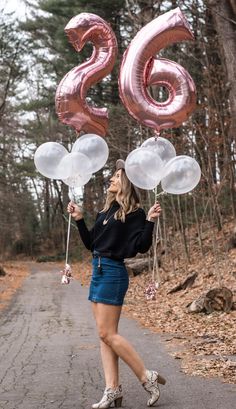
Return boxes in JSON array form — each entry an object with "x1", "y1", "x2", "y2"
[
  {"x1": 92, "y1": 385, "x2": 123, "y2": 408},
  {"x1": 142, "y1": 369, "x2": 166, "y2": 407}
]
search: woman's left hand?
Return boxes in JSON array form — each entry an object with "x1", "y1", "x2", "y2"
[{"x1": 147, "y1": 201, "x2": 162, "y2": 222}]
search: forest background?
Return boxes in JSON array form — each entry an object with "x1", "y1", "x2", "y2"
[{"x1": 0, "y1": 0, "x2": 235, "y2": 263}]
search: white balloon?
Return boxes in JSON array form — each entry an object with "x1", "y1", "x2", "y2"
[
  {"x1": 72, "y1": 133, "x2": 109, "y2": 173},
  {"x1": 58, "y1": 152, "x2": 92, "y2": 179},
  {"x1": 63, "y1": 173, "x2": 92, "y2": 188},
  {"x1": 161, "y1": 155, "x2": 201, "y2": 194},
  {"x1": 125, "y1": 147, "x2": 164, "y2": 190},
  {"x1": 141, "y1": 136, "x2": 176, "y2": 165},
  {"x1": 34, "y1": 142, "x2": 69, "y2": 179}
]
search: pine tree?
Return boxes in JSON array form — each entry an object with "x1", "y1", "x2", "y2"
[{"x1": 0, "y1": 11, "x2": 39, "y2": 257}]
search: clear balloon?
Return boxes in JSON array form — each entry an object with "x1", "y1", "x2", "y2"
[
  {"x1": 161, "y1": 155, "x2": 201, "y2": 194},
  {"x1": 34, "y1": 142, "x2": 69, "y2": 179},
  {"x1": 72, "y1": 133, "x2": 109, "y2": 173},
  {"x1": 55, "y1": 13, "x2": 118, "y2": 136},
  {"x1": 63, "y1": 172, "x2": 92, "y2": 188},
  {"x1": 141, "y1": 136, "x2": 176, "y2": 165},
  {"x1": 58, "y1": 152, "x2": 92, "y2": 180},
  {"x1": 119, "y1": 7, "x2": 196, "y2": 132},
  {"x1": 125, "y1": 147, "x2": 164, "y2": 190}
]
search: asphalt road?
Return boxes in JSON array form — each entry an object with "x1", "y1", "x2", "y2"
[{"x1": 0, "y1": 264, "x2": 235, "y2": 409}]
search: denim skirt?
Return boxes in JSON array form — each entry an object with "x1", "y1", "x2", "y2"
[{"x1": 89, "y1": 256, "x2": 129, "y2": 306}]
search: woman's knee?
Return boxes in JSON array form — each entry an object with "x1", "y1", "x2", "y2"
[{"x1": 98, "y1": 329, "x2": 116, "y2": 345}]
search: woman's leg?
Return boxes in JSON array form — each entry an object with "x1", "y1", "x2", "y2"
[
  {"x1": 93, "y1": 302, "x2": 147, "y2": 383},
  {"x1": 92, "y1": 302, "x2": 121, "y2": 388}
]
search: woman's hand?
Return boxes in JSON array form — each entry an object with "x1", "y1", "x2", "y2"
[
  {"x1": 147, "y1": 201, "x2": 162, "y2": 222},
  {"x1": 67, "y1": 201, "x2": 83, "y2": 221}
]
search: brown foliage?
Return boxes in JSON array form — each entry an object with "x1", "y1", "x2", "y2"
[{"x1": 0, "y1": 261, "x2": 31, "y2": 311}]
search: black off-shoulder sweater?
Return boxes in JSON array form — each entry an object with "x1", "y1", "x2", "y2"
[{"x1": 76, "y1": 201, "x2": 154, "y2": 260}]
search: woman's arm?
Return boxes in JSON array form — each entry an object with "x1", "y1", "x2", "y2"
[
  {"x1": 128, "y1": 209, "x2": 154, "y2": 254},
  {"x1": 76, "y1": 218, "x2": 95, "y2": 250},
  {"x1": 67, "y1": 202, "x2": 95, "y2": 250},
  {"x1": 127, "y1": 202, "x2": 162, "y2": 254}
]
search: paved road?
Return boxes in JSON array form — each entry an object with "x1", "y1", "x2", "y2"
[{"x1": 0, "y1": 264, "x2": 235, "y2": 409}]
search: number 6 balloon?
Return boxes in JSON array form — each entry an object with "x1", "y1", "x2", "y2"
[
  {"x1": 119, "y1": 7, "x2": 196, "y2": 133},
  {"x1": 55, "y1": 13, "x2": 117, "y2": 136}
]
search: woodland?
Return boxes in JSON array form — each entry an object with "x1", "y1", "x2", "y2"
[{"x1": 0, "y1": 0, "x2": 235, "y2": 263}]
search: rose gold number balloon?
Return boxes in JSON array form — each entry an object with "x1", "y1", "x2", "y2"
[
  {"x1": 119, "y1": 7, "x2": 196, "y2": 133},
  {"x1": 55, "y1": 13, "x2": 117, "y2": 136}
]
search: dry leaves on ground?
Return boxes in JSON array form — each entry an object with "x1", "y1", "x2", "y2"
[
  {"x1": 123, "y1": 246, "x2": 236, "y2": 385},
  {"x1": 72, "y1": 258, "x2": 92, "y2": 286},
  {"x1": 0, "y1": 261, "x2": 31, "y2": 311}
]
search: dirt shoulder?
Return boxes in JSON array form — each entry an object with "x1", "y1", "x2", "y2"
[
  {"x1": 123, "y1": 248, "x2": 236, "y2": 385},
  {"x1": 0, "y1": 261, "x2": 32, "y2": 311}
]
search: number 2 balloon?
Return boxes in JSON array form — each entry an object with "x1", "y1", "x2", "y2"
[{"x1": 55, "y1": 13, "x2": 117, "y2": 136}]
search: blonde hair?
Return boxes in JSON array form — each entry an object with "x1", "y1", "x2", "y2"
[{"x1": 101, "y1": 169, "x2": 140, "y2": 222}]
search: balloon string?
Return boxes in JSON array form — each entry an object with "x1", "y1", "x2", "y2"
[
  {"x1": 155, "y1": 190, "x2": 167, "y2": 199},
  {"x1": 65, "y1": 213, "x2": 71, "y2": 266},
  {"x1": 69, "y1": 186, "x2": 75, "y2": 202},
  {"x1": 152, "y1": 217, "x2": 161, "y2": 283},
  {"x1": 152, "y1": 186, "x2": 164, "y2": 283},
  {"x1": 152, "y1": 186, "x2": 160, "y2": 283},
  {"x1": 65, "y1": 187, "x2": 76, "y2": 266}
]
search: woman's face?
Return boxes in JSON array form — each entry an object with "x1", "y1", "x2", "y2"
[{"x1": 108, "y1": 169, "x2": 122, "y2": 193}]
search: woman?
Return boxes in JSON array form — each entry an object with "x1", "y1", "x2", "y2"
[{"x1": 67, "y1": 159, "x2": 166, "y2": 408}]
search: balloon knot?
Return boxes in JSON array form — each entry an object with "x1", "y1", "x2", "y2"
[{"x1": 154, "y1": 130, "x2": 161, "y2": 139}]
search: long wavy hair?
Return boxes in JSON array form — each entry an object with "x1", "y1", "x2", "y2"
[{"x1": 101, "y1": 169, "x2": 141, "y2": 222}]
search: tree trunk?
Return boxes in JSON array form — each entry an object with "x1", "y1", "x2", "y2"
[
  {"x1": 187, "y1": 287, "x2": 233, "y2": 313},
  {"x1": 207, "y1": 0, "x2": 236, "y2": 216},
  {"x1": 168, "y1": 272, "x2": 198, "y2": 294},
  {"x1": 207, "y1": 0, "x2": 236, "y2": 135}
]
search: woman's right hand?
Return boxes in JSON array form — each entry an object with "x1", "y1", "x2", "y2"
[{"x1": 67, "y1": 201, "x2": 83, "y2": 221}]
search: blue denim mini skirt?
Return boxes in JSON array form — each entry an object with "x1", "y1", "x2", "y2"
[{"x1": 89, "y1": 255, "x2": 129, "y2": 306}]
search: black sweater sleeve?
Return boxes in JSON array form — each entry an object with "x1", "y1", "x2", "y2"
[
  {"x1": 125, "y1": 209, "x2": 154, "y2": 255},
  {"x1": 76, "y1": 216, "x2": 97, "y2": 250},
  {"x1": 136, "y1": 221, "x2": 155, "y2": 253}
]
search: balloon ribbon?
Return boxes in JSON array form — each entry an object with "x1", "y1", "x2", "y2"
[{"x1": 61, "y1": 213, "x2": 73, "y2": 284}]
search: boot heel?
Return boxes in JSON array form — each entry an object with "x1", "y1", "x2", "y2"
[
  {"x1": 114, "y1": 397, "x2": 123, "y2": 407},
  {"x1": 157, "y1": 374, "x2": 166, "y2": 385}
]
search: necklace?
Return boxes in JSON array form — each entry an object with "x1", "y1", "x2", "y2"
[{"x1": 103, "y1": 207, "x2": 117, "y2": 225}]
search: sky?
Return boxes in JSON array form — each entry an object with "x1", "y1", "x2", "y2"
[
  {"x1": 2, "y1": 0, "x2": 37, "y2": 20},
  {"x1": 2, "y1": 0, "x2": 26, "y2": 17}
]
